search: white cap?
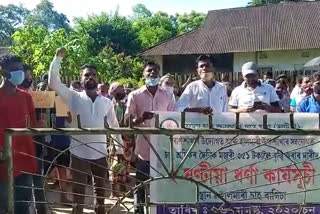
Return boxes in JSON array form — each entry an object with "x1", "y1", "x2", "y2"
[{"x1": 242, "y1": 62, "x2": 257, "y2": 77}]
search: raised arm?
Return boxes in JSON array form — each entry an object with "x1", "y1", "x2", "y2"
[{"x1": 48, "y1": 48, "x2": 75, "y2": 103}]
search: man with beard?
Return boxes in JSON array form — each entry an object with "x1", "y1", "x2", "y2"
[
  {"x1": 18, "y1": 64, "x2": 33, "y2": 91},
  {"x1": 177, "y1": 55, "x2": 229, "y2": 114},
  {"x1": 229, "y1": 62, "x2": 281, "y2": 113},
  {"x1": 297, "y1": 72, "x2": 320, "y2": 112},
  {"x1": 48, "y1": 48, "x2": 123, "y2": 214}
]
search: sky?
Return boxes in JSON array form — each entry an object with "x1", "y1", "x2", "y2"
[{"x1": 1, "y1": 0, "x2": 249, "y2": 20}]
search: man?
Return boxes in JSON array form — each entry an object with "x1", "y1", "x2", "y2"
[
  {"x1": 177, "y1": 55, "x2": 229, "y2": 114},
  {"x1": 276, "y1": 74, "x2": 288, "y2": 84},
  {"x1": 48, "y1": 48, "x2": 123, "y2": 214},
  {"x1": 229, "y1": 62, "x2": 281, "y2": 113},
  {"x1": 125, "y1": 61, "x2": 175, "y2": 214},
  {"x1": 37, "y1": 73, "x2": 48, "y2": 91},
  {"x1": 297, "y1": 72, "x2": 320, "y2": 112},
  {"x1": 18, "y1": 64, "x2": 33, "y2": 91},
  {"x1": 262, "y1": 71, "x2": 272, "y2": 82},
  {"x1": 160, "y1": 74, "x2": 180, "y2": 101},
  {"x1": 0, "y1": 55, "x2": 37, "y2": 214},
  {"x1": 160, "y1": 74, "x2": 175, "y2": 92},
  {"x1": 18, "y1": 65, "x2": 48, "y2": 213},
  {"x1": 98, "y1": 83, "x2": 110, "y2": 98}
]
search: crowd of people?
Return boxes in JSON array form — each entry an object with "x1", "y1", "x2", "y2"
[{"x1": 1, "y1": 47, "x2": 320, "y2": 214}]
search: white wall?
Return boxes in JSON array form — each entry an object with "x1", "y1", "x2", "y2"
[{"x1": 233, "y1": 49, "x2": 320, "y2": 73}]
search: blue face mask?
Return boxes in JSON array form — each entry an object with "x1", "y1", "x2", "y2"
[
  {"x1": 7, "y1": 70, "x2": 25, "y2": 86},
  {"x1": 146, "y1": 77, "x2": 160, "y2": 87}
]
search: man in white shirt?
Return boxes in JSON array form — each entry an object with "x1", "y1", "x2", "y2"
[
  {"x1": 49, "y1": 48, "x2": 123, "y2": 214},
  {"x1": 229, "y1": 62, "x2": 281, "y2": 113},
  {"x1": 177, "y1": 55, "x2": 229, "y2": 114}
]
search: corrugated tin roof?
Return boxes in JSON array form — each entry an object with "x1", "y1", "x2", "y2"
[{"x1": 141, "y1": 1, "x2": 320, "y2": 56}]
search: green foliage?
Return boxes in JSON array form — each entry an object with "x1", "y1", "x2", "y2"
[
  {"x1": 133, "y1": 11, "x2": 178, "y2": 49},
  {"x1": 94, "y1": 45, "x2": 144, "y2": 82},
  {"x1": 74, "y1": 13, "x2": 140, "y2": 55},
  {"x1": 26, "y1": 0, "x2": 70, "y2": 31},
  {"x1": 248, "y1": 0, "x2": 302, "y2": 6},
  {"x1": 8, "y1": 3, "x2": 209, "y2": 83},
  {"x1": 132, "y1": 4, "x2": 152, "y2": 18},
  {"x1": 0, "y1": 4, "x2": 29, "y2": 46},
  {"x1": 176, "y1": 11, "x2": 206, "y2": 34},
  {"x1": 10, "y1": 26, "x2": 90, "y2": 77}
]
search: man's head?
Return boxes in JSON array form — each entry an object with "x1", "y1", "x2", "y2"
[
  {"x1": 242, "y1": 62, "x2": 259, "y2": 87},
  {"x1": 276, "y1": 74, "x2": 288, "y2": 83},
  {"x1": 263, "y1": 71, "x2": 272, "y2": 81},
  {"x1": 160, "y1": 74, "x2": 175, "y2": 92},
  {"x1": 81, "y1": 64, "x2": 98, "y2": 90},
  {"x1": 196, "y1": 55, "x2": 214, "y2": 82},
  {"x1": 143, "y1": 61, "x2": 160, "y2": 87},
  {"x1": 109, "y1": 82, "x2": 125, "y2": 101},
  {"x1": 19, "y1": 64, "x2": 33, "y2": 89},
  {"x1": 0, "y1": 54, "x2": 25, "y2": 87},
  {"x1": 275, "y1": 79, "x2": 288, "y2": 99},
  {"x1": 301, "y1": 76, "x2": 313, "y2": 95},
  {"x1": 98, "y1": 83, "x2": 109, "y2": 97},
  {"x1": 311, "y1": 71, "x2": 320, "y2": 95},
  {"x1": 124, "y1": 83, "x2": 134, "y2": 95}
]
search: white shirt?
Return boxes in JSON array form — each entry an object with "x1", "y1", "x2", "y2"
[
  {"x1": 48, "y1": 56, "x2": 123, "y2": 160},
  {"x1": 229, "y1": 81, "x2": 280, "y2": 107},
  {"x1": 177, "y1": 80, "x2": 229, "y2": 112}
]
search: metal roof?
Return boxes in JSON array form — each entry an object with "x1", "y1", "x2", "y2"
[{"x1": 142, "y1": 1, "x2": 320, "y2": 56}]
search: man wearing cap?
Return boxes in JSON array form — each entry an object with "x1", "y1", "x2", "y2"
[
  {"x1": 229, "y1": 62, "x2": 281, "y2": 113},
  {"x1": 177, "y1": 55, "x2": 229, "y2": 114}
]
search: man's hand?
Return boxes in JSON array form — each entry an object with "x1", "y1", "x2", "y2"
[
  {"x1": 184, "y1": 107, "x2": 213, "y2": 115},
  {"x1": 260, "y1": 102, "x2": 274, "y2": 112},
  {"x1": 142, "y1": 112, "x2": 155, "y2": 121},
  {"x1": 237, "y1": 106, "x2": 255, "y2": 113},
  {"x1": 200, "y1": 107, "x2": 213, "y2": 115},
  {"x1": 55, "y1": 47, "x2": 66, "y2": 58}
]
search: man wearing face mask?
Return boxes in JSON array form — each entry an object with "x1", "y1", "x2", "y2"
[
  {"x1": 297, "y1": 72, "x2": 320, "y2": 113},
  {"x1": 177, "y1": 55, "x2": 229, "y2": 114},
  {"x1": 48, "y1": 48, "x2": 123, "y2": 214},
  {"x1": 0, "y1": 55, "x2": 37, "y2": 214},
  {"x1": 229, "y1": 62, "x2": 281, "y2": 113},
  {"x1": 160, "y1": 74, "x2": 175, "y2": 92},
  {"x1": 18, "y1": 64, "x2": 33, "y2": 91},
  {"x1": 125, "y1": 61, "x2": 175, "y2": 214}
]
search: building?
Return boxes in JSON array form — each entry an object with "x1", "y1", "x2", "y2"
[{"x1": 141, "y1": 1, "x2": 320, "y2": 84}]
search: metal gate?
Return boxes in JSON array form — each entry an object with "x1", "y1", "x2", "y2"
[{"x1": 3, "y1": 112, "x2": 320, "y2": 214}]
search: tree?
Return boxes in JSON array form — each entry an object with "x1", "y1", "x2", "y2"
[
  {"x1": 133, "y1": 10, "x2": 178, "y2": 49},
  {"x1": 26, "y1": 0, "x2": 70, "y2": 31},
  {"x1": 93, "y1": 45, "x2": 144, "y2": 81},
  {"x1": 132, "y1": 4, "x2": 152, "y2": 19},
  {"x1": 74, "y1": 13, "x2": 141, "y2": 55},
  {"x1": 0, "y1": 4, "x2": 29, "y2": 46},
  {"x1": 248, "y1": 0, "x2": 303, "y2": 6},
  {"x1": 176, "y1": 11, "x2": 206, "y2": 34},
  {"x1": 10, "y1": 26, "x2": 90, "y2": 77}
]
